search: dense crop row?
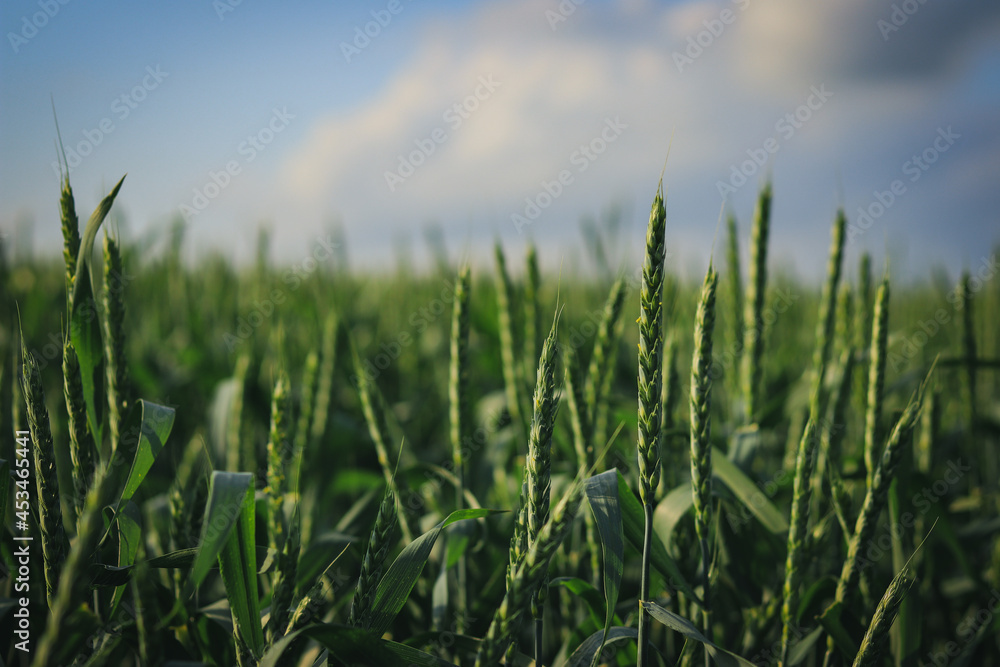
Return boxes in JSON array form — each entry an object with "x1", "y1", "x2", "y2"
[{"x1": 1, "y1": 169, "x2": 998, "y2": 666}]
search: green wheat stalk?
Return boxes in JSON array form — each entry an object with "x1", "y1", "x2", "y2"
[
  {"x1": 726, "y1": 214, "x2": 744, "y2": 379},
  {"x1": 689, "y1": 262, "x2": 718, "y2": 664},
  {"x1": 63, "y1": 336, "x2": 94, "y2": 521},
  {"x1": 351, "y1": 341, "x2": 413, "y2": 542},
  {"x1": 526, "y1": 312, "x2": 561, "y2": 664},
  {"x1": 835, "y1": 284, "x2": 854, "y2": 360},
  {"x1": 59, "y1": 172, "x2": 80, "y2": 300},
  {"x1": 495, "y1": 242, "x2": 527, "y2": 440},
  {"x1": 853, "y1": 253, "x2": 874, "y2": 421},
  {"x1": 20, "y1": 340, "x2": 69, "y2": 607},
  {"x1": 780, "y1": 210, "x2": 846, "y2": 665},
  {"x1": 916, "y1": 384, "x2": 938, "y2": 475},
  {"x1": 349, "y1": 488, "x2": 398, "y2": 631},
  {"x1": 825, "y1": 347, "x2": 855, "y2": 475},
  {"x1": 864, "y1": 275, "x2": 890, "y2": 489},
  {"x1": 309, "y1": 312, "x2": 339, "y2": 448},
  {"x1": 637, "y1": 181, "x2": 667, "y2": 667},
  {"x1": 808, "y1": 208, "x2": 845, "y2": 412},
  {"x1": 266, "y1": 373, "x2": 291, "y2": 555},
  {"x1": 960, "y1": 272, "x2": 977, "y2": 433},
  {"x1": 822, "y1": 367, "x2": 934, "y2": 667},
  {"x1": 661, "y1": 333, "x2": 681, "y2": 490},
  {"x1": 852, "y1": 567, "x2": 915, "y2": 667},
  {"x1": 31, "y1": 456, "x2": 120, "y2": 666},
  {"x1": 170, "y1": 433, "x2": 209, "y2": 596},
  {"x1": 227, "y1": 353, "x2": 250, "y2": 472},
  {"x1": 268, "y1": 506, "x2": 301, "y2": 642},
  {"x1": 836, "y1": 368, "x2": 933, "y2": 603},
  {"x1": 565, "y1": 346, "x2": 590, "y2": 473},
  {"x1": 586, "y1": 277, "x2": 627, "y2": 453},
  {"x1": 449, "y1": 264, "x2": 471, "y2": 630},
  {"x1": 477, "y1": 484, "x2": 583, "y2": 667},
  {"x1": 290, "y1": 350, "x2": 319, "y2": 495},
  {"x1": 524, "y1": 242, "x2": 542, "y2": 371},
  {"x1": 103, "y1": 232, "x2": 130, "y2": 455},
  {"x1": 742, "y1": 183, "x2": 771, "y2": 424},
  {"x1": 564, "y1": 346, "x2": 601, "y2": 585}
]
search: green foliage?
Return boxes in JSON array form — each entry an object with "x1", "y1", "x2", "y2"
[{"x1": 4, "y1": 172, "x2": 999, "y2": 667}]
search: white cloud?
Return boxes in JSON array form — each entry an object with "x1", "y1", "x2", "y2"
[{"x1": 271, "y1": 0, "x2": 998, "y2": 275}]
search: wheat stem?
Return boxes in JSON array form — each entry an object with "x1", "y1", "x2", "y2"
[
  {"x1": 726, "y1": 214, "x2": 744, "y2": 387},
  {"x1": 586, "y1": 277, "x2": 627, "y2": 454},
  {"x1": 864, "y1": 276, "x2": 890, "y2": 489},
  {"x1": 495, "y1": 242, "x2": 527, "y2": 441},
  {"x1": 449, "y1": 264, "x2": 471, "y2": 630},
  {"x1": 780, "y1": 210, "x2": 846, "y2": 665},
  {"x1": 526, "y1": 313, "x2": 561, "y2": 664},
  {"x1": 637, "y1": 181, "x2": 667, "y2": 667},
  {"x1": 742, "y1": 183, "x2": 771, "y2": 425},
  {"x1": 690, "y1": 264, "x2": 717, "y2": 663},
  {"x1": 477, "y1": 486, "x2": 582, "y2": 667}
]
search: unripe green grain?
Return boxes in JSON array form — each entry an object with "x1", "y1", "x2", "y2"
[
  {"x1": 526, "y1": 314, "x2": 561, "y2": 646},
  {"x1": 350, "y1": 489, "x2": 398, "y2": 631},
  {"x1": 63, "y1": 337, "x2": 94, "y2": 520},
  {"x1": 20, "y1": 342, "x2": 68, "y2": 607},
  {"x1": 725, "y1": 214, "x2": 744, "y2": 374},
  {"x1": 637, "y1": 182, "x2": 667, "y2": 667},
  {"x1": 495, "y1": 243, "x2": 526, "y2": 438},
  {"x1": 291, "y1": 350, "x2": 319, "y2": 495},
  {"x1": 836, "y1": 372, "x2": 932, "y2": 603},
  {"x1": 449, "y1": 265, "x2": 471, "y2": 628},
  {"x1": 690, "y1": 264, "x2": 718, "y2": 546},
  {"x1": 690, "y1": 264, "x2": 718, "y2": 663},
  {"x1": 586, "y1": 277, "x2": 627, "y2": 451},
  {"x1": 309, "y1": 312, "x2": 338, "y2": 448},
  {"x1": 742, "y1": 183, "x2": 771, "y2": 425},
  {"x1": 637, "y1": 184, "x2": 667, "y2": 507},
  {"x1": 103, "y1": 233, "x2": 130, "y2": 455},
  {"x1": 864, "y1": 276, "x2": 890, "y2": 489},
  {"x1": 852, "y1": 568, "x2": 915, "y2": 667},
  {"x1": 59, "y1": 174, "x2": 80, "y2": 298},
  {"x1": 780, "y1": 211, "x2": 846, "y2": 665},
  {"x1": 477, "y1": 486, "x2": 582, "y2": 667},
  {"x1": 266, "y1": 373, "x2": 291, "y2": 553}
]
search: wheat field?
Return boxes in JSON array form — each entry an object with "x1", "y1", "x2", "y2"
[{"x1": 1, "y1": 171, "x2": 999, "y2": 667}]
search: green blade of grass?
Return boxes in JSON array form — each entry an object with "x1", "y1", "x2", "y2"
[
  {"x1": 107, "y1": 500, "x2": 141, "y2": 618},
  {"x1": 111, "y1": 399, "x2": 176, "y2": 509},
  {"x1": 817, "y1": 600, "x2": 857, "y2": 659},
  {"x1": 148, "y1": 545, "x2": 275, "y2": 573},
  {"x1": 788, "y1": 627, "x2": 826, "y2": 666},
  {"x1": 567, "y1": 626, "x2": 639, "y2": 667},
  {"x1": 583, "y1": 469, "x2": 625, "y2": 667},
  {"x1": 652, "y1": 484, "x2": 694, "y2": 552},
  {"x1": 366, "y1": 508, "x2": 503, "y2": 639},
  {"x1": 217, "y1": 477, "x2": 264, "y2": 658},
  {"x1": 616, "y1": 470, "x2": 698, "y2": 604},
  {"x1": 641, "y1": 600, "x2": 756, "y2": 667},
  {"x1": 185, "y1": 471, "x2": 254, "y2": 596},
  {"x1": 549, "y1": 577, "x2": 613, "y2": 629},
  {"x1": 260, "y1": 623, "x2": 460, "y2": 667},
  {"x1": 712, "y1": 448, "x2": 789, "y2": 534},
  {"x1": 69, "y1": 175, "x2": 125, "y2": 454}
]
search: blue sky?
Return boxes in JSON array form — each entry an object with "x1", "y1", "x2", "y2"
[{"x1": 1, "y1": 0, "x2": 998, "y2": 280}]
